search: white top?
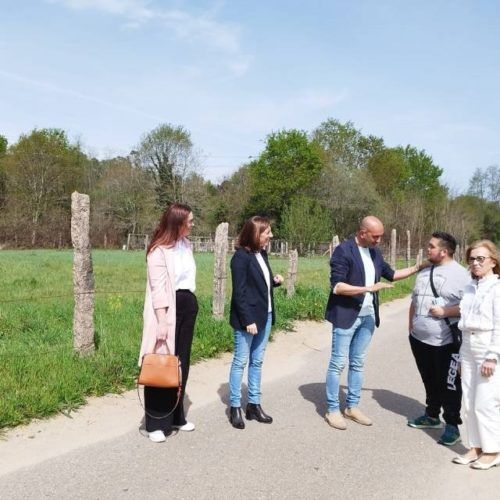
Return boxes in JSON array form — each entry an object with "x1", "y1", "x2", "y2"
[
  {"x1": 458, "y1": 274, "x2": 500, "y2": 361},
  {"x1": 358, "y1": 246, "x2": 375, "y2": 316},
  {"x1": 255, "y1": 251, "x2": 272, "y2": 312},
  {"x1": 172, "y1": 239, "x2": 196, "y2": 293}
]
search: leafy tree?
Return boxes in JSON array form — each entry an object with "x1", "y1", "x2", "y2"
[
  {"x1": 3, "y1": 128, "x2": 86, "y2": 245},
  {"x1": 401, "y1": 146, "x2": 443, "y2": 200},
  {"x1": 367, "y1": 148, "x2": 409, "y2": 198},
  {"x1": 309, "y1": 163, "x2": 383, "y2": 238},
  {"x1": 281, "y1": 196, "x2": 332, "y2": 250},
  {"x1": 135, "y1": 123, "x2": 198, "y2": 209},
  {"x1": 247, "y1": 129, "x2": 323, "y2": 225},
  {"x1": 468, "y1": 165, "x2": 500, "y2": 203},
  {"x1": 483, "y1": 200, "x2": 500, "y2": 242},
  {"x1": 92, "y1": 157, "x2": 156, "y2": 243},
  {"x1": 368, "y1": 145, "x2": 443, "y2": 201},
  {"x1": 215, "y1": 165, "x2": 252, "y2": 232},
  {"x1": 0, "y1": 134, "x2": 7, "y2": 155},
  {"x1": 312, "y1": 118, "x2": 384, "y2": 170},
  {"x1": 0, "y1": 134, "x2": 7, "y2": 210}
]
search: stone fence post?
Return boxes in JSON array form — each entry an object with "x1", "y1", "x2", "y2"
[
  {"x1": 286, "y1": 249, "x2": 298, "y2": 297},
  {"x1": 212, "y1": 222, "x2": 229, "y2": 318},
  {"x1": 71, "y1": 192, "x2": 95, "y2": 355}
]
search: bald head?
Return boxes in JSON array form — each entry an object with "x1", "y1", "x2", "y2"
[{"x1": 357, "y1": 216, "x2": 385, "y2": 248}]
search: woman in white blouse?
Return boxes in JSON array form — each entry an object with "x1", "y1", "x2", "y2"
[
  {"x1": 139, "y1": 203, "x2": 198, "y2": 443},
  {"x1": 452, "y1": 240, "x2": 500, "y2": 469},
  {"x1": 228, "y1": 216, "x2": 284, "y2": 429}
]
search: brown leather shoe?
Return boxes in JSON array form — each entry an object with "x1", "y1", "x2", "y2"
[
  {"x1": 344, "y1": 407, "x2": 372, "y2": 426},
  {"x1": 325, "y1": 412, "x2": 347, "y2": 430}
]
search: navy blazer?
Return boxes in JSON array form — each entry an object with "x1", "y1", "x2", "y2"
[
  {"x1": 325, "y1": 237, "x2": 395, "y2": 329},
  {"x1": 229, "y1": 248, "x2": 280, "y2": 332}
]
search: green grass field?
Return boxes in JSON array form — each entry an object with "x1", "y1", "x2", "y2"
[{"x1": 0, "y1": 250, "x2": 414, "y2": 429}]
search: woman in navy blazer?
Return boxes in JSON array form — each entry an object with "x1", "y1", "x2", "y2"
[{"x1": 228, "y1": 216, "x2": 284, "y2": 429}]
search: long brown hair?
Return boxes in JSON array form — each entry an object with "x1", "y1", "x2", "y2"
[
  {"x1": 147, "y1": 203, "x2": 192, "y2": 254},
  {"x1": 236, "y1": 216, "x2": 270, "y2": 253},
  {"x1": 465, "y1": 239, "x2": 500, "y2": 278}
]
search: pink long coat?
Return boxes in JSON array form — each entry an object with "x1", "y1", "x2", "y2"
[{"x1": 138, "y1": 244, "x2": 179, "y2": 366}]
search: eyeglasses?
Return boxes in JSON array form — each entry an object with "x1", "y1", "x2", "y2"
[{"x1": 467, "y1": 256, "x2": 490, "y2": 264}]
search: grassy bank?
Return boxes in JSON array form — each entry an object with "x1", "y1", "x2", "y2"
[{"x1": 0, "y1": 250, "x2": 414, "y2": 428}]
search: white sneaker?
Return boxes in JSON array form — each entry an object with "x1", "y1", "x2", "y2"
[
  {"x1": 148, "y1": 430, "x2": 166, "y2": 443},
  {"x1": 172, "y1": 422, "x2": 195, "y2": 432}
]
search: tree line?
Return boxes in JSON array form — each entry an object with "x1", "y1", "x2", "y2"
[{"x1": 0, "y1": 119, "x2": 498, "y2": 250}]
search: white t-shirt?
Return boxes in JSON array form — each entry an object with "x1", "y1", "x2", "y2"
[{"x1": 358, "y1": 246, "x2": 375, "y2": 317}]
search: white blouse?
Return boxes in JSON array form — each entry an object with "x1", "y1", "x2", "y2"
[
  {"x1": 172, "y1": 239, "x2": 196, "y2": 293},
  {"x1": 255, "y1": 251, "x2": 272, "y2": 313},
  {"x1": 458, "y1": 274, "x2": 500, "y2": 360}
]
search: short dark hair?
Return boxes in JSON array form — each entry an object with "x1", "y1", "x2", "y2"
[
  {"x1": 432, "y1": 231, "x2": 457, "y2": 256},
  {"x1": 236, "y1": 216, "x2": 270, "y2": 253}
]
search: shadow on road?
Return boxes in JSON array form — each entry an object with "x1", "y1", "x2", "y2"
[
  {"x1": 298, "y1": 382, "x2": 346, "y2": 417},
  {"x1": 217, "y1": 382, "x2": 248, "y2": 417},
  {"x1": 368, "y1": 387, "x2": 423, "y2": 418},
  {"x1": 298, "y1": 383, "x2": 467, "y2": 451}
]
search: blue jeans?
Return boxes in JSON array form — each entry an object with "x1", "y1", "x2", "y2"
[
  {"x1": 229, "y1": 313, "x2": 272, "y2": 407},
  {"x1": 326, "y1": 314, "x2": 375, "y2": 413}
]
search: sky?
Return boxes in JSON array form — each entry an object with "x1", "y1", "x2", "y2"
[{"x1": 1, "y1": 0, "x2": 499, "y2": 192}]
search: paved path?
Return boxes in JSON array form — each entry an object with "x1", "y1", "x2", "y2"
[{"x1": 0, "y1": 297, "x2": 498, "y2": 499}]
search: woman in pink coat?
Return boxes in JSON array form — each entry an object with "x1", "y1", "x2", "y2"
[{"x1": 139, "y1": 203, "x2": 198, "y2": 443}]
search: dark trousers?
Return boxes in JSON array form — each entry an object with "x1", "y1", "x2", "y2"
[
  {"x1": 409, "y1": 334, "x2": 462, "y2": 426},
  {"x1": 145, "y1": 290, "x2": 198, "y2": 433}
]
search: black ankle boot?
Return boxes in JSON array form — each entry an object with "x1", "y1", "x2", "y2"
[
  {"x1": 229, "y1": 407, "x2": 245, "y2": 429},
  {"x1": 245, "y1": 403, "x2": 273, "y2": 423}
]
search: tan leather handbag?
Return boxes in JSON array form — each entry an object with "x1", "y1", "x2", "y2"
[
  {"x1": 137, "y1": 354, "x2": 182, "y2": 419},
  {"x1": 138, "y1": 353, "x2": 182, "y2": 388}
]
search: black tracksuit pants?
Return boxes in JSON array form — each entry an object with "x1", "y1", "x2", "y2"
[
  {"x1": 145, "y1": 290, "x2": 199, "y2": 433},
  {"x1": 409, "y1": 334, "x2": 462, "y2": 426}
]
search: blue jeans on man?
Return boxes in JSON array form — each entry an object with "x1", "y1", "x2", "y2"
[
  {"x1": 326, "y1": 314, "x2": 375, "y2": 412},
  {"x1": 229, "y1": 312, "x2": 272, "y2": 407}
]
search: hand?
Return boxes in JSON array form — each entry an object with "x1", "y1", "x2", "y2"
[
  {"x1": 246, "y1": 323, "x2": 258, "y2": 335},
  {"x1": 370, "y1": 282, "x2": 394, "y2": 293},
  {"x1": 273, "y1": 274, "x2": 284, "y2": 285},
  {"x1": 428, "y1": 305, "x2": 445, "y2": 318},
  {"x1": 481, "y1": 359, "x2": 497, "y2": 378},
  {"x1": 417, "y1": 260, "x2": 432, "y2": 271},
  {"x1": 157, "y1": 321, "x2": 169, "y2": 341}
]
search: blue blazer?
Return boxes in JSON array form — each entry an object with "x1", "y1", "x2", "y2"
[
  {"x1": 325, "y1": 237, "x2": 395, "y2": 329},
  {"x1": 229, "y1": 248, "x2": 280, "y2": 332}
]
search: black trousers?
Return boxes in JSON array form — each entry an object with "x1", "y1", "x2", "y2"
[
  {"x1": 145, "y1": 290, "x2": 198, "y2": 433},
  {"x1": 409, "y1": 335, "x2": 462, "y2": 426}
]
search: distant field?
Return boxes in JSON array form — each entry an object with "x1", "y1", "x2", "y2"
[{"x1": 0, "y1": 250, "x2": 414, "y2": 428}]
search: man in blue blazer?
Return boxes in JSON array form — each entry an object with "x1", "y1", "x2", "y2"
[{"x1": 324, "y1": 216, "x2": 422, "y2": 430}]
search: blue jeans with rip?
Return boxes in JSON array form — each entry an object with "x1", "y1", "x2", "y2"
[
  {"x1": 326, "y1": 314, "x2": 375, "y2": 413},
  {"x1": 229, "y1": 312, "x2": 272, "y2": 407}
]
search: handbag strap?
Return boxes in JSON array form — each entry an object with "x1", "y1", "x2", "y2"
[
  {"x1": 136, "y1": 384, "x2": 182, "y2": 420},
  {"x1": 137, "y1": 351, "x2": 182, "y2": 420},
  {"x1": 429, "y1": 266, "x2": 452, "y2": 327}
]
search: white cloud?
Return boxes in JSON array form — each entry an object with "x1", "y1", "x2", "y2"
[
  {"x1": 47, "y1": 0, "x2": 249, "y2": 75},
  {"x1": 0, "y1": 69, "x2": 163, "y2": 121}
]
